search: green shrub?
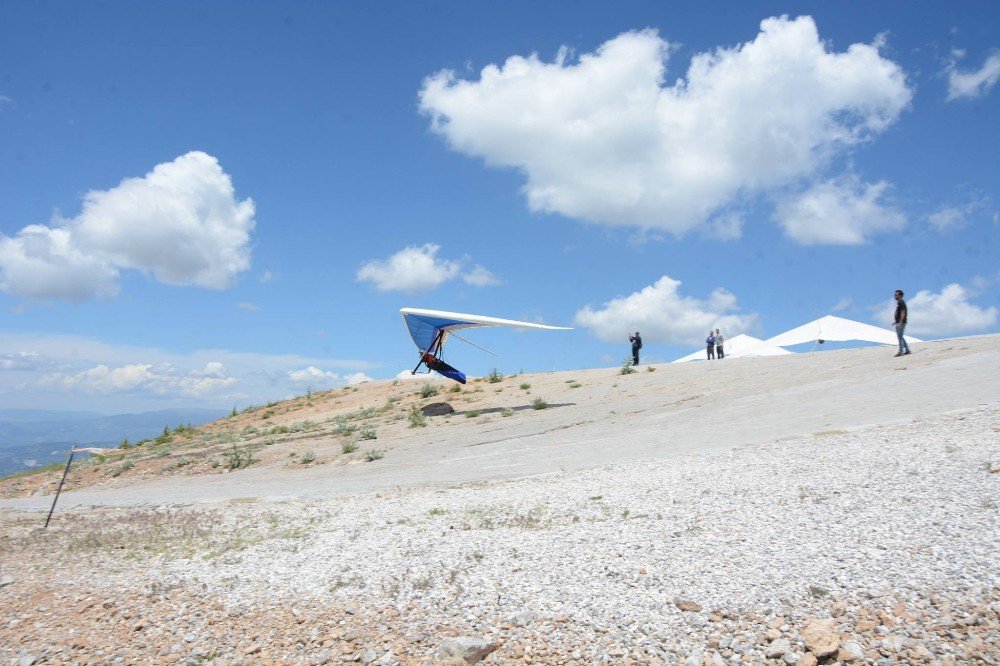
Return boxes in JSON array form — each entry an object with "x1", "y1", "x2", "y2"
[
  {"x1": 519, "y1": 382, "x2": 531, "y2": 390},
  {"x1": 342, "y1": 441, "x2": 359, "y2": 454},
  {"x1": 359, "y1": 426, "x2": 377, "y2": 440},
  {"x1": 646, "y1": 366, "x2": 656, "y2": 372},
  {"x1": 224, "y1": 444, "x2": 256, "y2": 470},
  {"x1": 419, "y1": 383, "x2": 439, "y2": 398},
  {"x1": 331, "y1": 420, "x2": 357, "y2": 436},
  {"x1": 118, "y1": 438, "x2": 132, "y2": 449},
  {"x1": 620, "y1": 358, "x2": 636, "y2": 375},
  {"x1": 466, "y1": 410, "x2": 480, "y2": 418},
  {"x1": 532, "y1": 398, "x2": 548, "y2": 410},
  {"x1": 449, "y1": 383, "x2": 462, "y2": 393},
  {"x1": 300, "y1": 451, "x2": 316, "y2": 465},
  {"x1": 569, "y1": 382, "x2": 582, "y2": 389},
  {"x1": 501, "y1": 408, "x2": 514, "y2": 417},
  {"x1": 488, "y1": 368, "x2": 503, "y2": 383},
  {"x1": 111, "y1": 460, "x2": 133, "y2": 477},
  {"x1": 409, "y1": 407, "x2": 427, "y2": 428},
  {"x1": 365, "y1": 448, "x2": 385, "y2": 462}
]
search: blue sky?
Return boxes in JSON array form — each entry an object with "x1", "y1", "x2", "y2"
[{"x1": 1, "y1": 1, "x2": 998, "y2": 413}]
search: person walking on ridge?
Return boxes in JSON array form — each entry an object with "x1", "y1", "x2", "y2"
[
  {"x1": 706, "y1": 331, "x2": 716, "y2": 360},
  {"x1": 893, "y1": 289, "x2": 910, "y2": 357},
  {"x1": 629, "y1": 331, "x2": 642, "y2": 366},
  {"x1": 715, "y1": 329, "x2": 725, "y2": 359}
]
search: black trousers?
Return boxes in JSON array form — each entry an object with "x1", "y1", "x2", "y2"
[
  {"x1": 707, "y1": 345, "x2": 715, "y2": 359},
  {"x1": 632, "y1": 349, "x2": 640, "y2": 365},
  {"x1": 716, "y1": 345, "x2": 724, "y2": 359}
]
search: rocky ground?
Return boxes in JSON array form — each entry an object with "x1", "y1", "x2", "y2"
[{"x1": 1, "y1": 407, "x2": 998, "y2": 664}]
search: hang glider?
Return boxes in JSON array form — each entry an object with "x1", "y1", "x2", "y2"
[
  {"x1": 764, "y1": 315, "x2": 921, "y2": 349},
  {"x1": 672, "y1": 334, "x2": 793, "y2": 363},
  {"x1": 400, "y1": 308, "x2": 572, "y2": 384}
]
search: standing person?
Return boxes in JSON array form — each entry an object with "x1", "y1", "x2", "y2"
[
  {"x1": 715, "y1": 329, "x2": 725, "y2": 359},
  {"x1": 893, "y1": 289, "x2": 911, "y2": 357},
  {"x1": 629, "y1": 331, "x2": 642, "y2": 366},
  {"x1": 706, "y1": 331, "x2": 716, "y2": 360}
]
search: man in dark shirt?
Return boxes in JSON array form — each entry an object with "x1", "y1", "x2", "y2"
[
  {"x1": 893, "y1": 289, "x2": 910, "y2": 357},
  {"x1": 629, "y1": 331, "x2": 642, "y2": 366}
]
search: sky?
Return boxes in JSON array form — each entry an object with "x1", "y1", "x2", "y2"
[{"x1": 1, "y1": 1, "x2": 998, "y2": 413}]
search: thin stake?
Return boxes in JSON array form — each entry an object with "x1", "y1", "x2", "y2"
[{"x1": 44, "y1": 447, "x2": 76, "y2": 528}]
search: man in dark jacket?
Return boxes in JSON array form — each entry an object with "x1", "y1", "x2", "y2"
[
  {"x1": 629, "y1": 332, "x2": 642, "y2": 366},
  {"x1": 893, "y1": 290, "x2": 910, "y2": 357}
]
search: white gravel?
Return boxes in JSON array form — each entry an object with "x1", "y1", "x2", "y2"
[{"x1": 171, "y1": 406, "x2": 999, "y2": 640}]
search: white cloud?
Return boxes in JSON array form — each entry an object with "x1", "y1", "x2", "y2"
[
  {"x1": 573, "y1": 275, "x2": 758, "y2": 345},
  {"x1": 0, "y1": 151, "x2": 255, "y2": 301},
  {"x1": 345, "y1": 372, "x2": 373, "y2": 385},
  {"x1": 237, "y1": 301, "x2": 261, "y2": 311},
  {"x1": 356, "y1": 243, "x2": 499, "y2": 292},
  {"x1": 287, "y1": 366, "x2": 373, "y2": 388},
  {"x1": 830, "y1": 297, "x2": 853, "y2": 313},
  {"x1": 774, "y1": 176, "x2": 905, "y2": 244},
  {"x1": 37, "y1": 362, "x2": 239, "y2": 398},
  {"x1": 419, "y1": 16, "x2": 910, "y2": 236},
  {"x1": 0, "y1": 333, "x2": 376, "y2": 410},
  {"x1": 926, "y1": 196, "x2": 990, "y2": 233},
  {"x1": 463, "y1": 265, "x2": 502, "y2": 286},
  {"x1": 946, "y1": 50, "x2": 1000, "y2": 101},
  {"x1": 0, "y1": 352, "x2": 53, "y2": 371},
  {"x1": 877, "y1": 284, "x2": 998, "y2": 337},
  {"x1": 704, "y1": 212, "x2": 745, "y2": 241}
]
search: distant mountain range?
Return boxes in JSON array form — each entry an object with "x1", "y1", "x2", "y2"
[{"x1": 0, "y1": 408, "x2": 226, "y2": 477}]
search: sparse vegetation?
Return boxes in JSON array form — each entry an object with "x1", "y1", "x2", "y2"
[
  {"x1": 449, "y1": 383, "x2": 462, "y2": 393},
  {"x1": 532, "y1": 397, "x2": 548, "y2": 410},
  {"x1": 224, "y1": 444, "x2": 256, "y2": 471},
  {"x1": 419, "y1": 383, "x2": 439, "y2": 398},
  {"x1": 231, "y1": 405, "x2": 238, "y2": 417},
  {"x1": 466, "y1": 410, "x2": 480, "y2": 418},
  {"x1": 365, "y1": 448, "x2": 384, "y2": 462},
  {"x1": 569, "y1": 382, "x2": 582, "y2": 389},
  {"x1": 646, "y1": 365, "x2": 656, "y2": 372},
  {"x1": 118, "y1": 438, "x2": 131, "y2": 449},
  {"x1": 620, "y1": 358, "x2": 637, "y2": 375},
  {"x1": 519, "y1": 382, "x2": 531, "y2": 390},
  {"x1": 488, "y1": 368, "x2": 503, "y2": 383},
  {"x1": 330, "y1": 420, "x2": 357, "y2": 437},
  {"x1": 501, "y1": 408, "x2": 514, "y2": 417},
  {"x1": 428, "y1": 507, "x2": 446, "y2": 516},
  {"x1": 342, "y1": 441, "x2": 359, "y2": 454},
  {"x1": 359, "y1": 426, "x2": 377, "y2": 440},
  {"x1": 299, "y1": 451, "x2": 316, "y2": 465},
  {"x1": 111, "y1": 460, "x2": 133, "y2": 477},
  {"x1": 409, "y1": 407, "x2": 427, "y2": 428}
]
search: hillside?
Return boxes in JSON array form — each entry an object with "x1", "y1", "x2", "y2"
[
  {"x1": 1, "y1": 336, "x2": 998, "y2": 664},
  {"x1": 2, "y1": 335, "x2": 998, "y2": 507}
]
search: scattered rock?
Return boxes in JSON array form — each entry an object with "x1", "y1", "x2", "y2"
[
  {"x1": 808, "y1": 585, "x2": 829, "y2": 598},
  {"x1": 765, "y1": 638, "x2": 791, "y2": 658},
  {"x1": 837, "y1": 640, "x2": 864, "y2": 661},
  {"x1": 421, "y1": 402, "x2": 454, "y2": 417},
  {"x1": 801, "y1": 618, "x2": 839, "y2": 658},
  {"x1": 437, "y1": 637, "x2": 499, "y2": 664},
  {"x1": 674, "y1": 598, "x2": 703, "y2": 612},
  {"x1": 0, "y1": 575, "x2": 13, "y2": 588},
  {"x1": 797, "y1": 654, "x2": 818, "y2": 666}
]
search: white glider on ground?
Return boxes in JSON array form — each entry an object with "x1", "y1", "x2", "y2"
[
  {"x1": 672, "y1": 334, "x2": 793, "y2": 363},
  {"x1": 765, "y1": 315, "x2": 921, "y2": 349}
]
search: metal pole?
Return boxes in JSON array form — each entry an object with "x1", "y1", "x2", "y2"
[{"x1": 44, "y1": 447, "x2": 75, "y2": 528}]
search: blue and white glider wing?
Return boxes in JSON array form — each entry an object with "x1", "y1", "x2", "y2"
[{"x1": 400, "y1": 308, "x2": 572, "y2": 353}]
